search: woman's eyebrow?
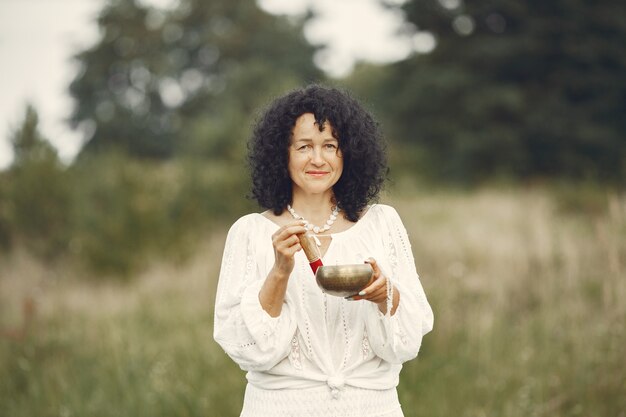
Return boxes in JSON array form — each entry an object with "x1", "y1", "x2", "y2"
[
  {"x1": 292, "y1": 137, "x2": 338, "y2": 143},
  {"x1": 293, "y1": 138, "x2": 313, "y2": 142}
]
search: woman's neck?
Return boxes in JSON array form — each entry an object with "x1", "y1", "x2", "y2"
[{"x1": 290, "y1": 191, "x2": 335, "y2": 223}]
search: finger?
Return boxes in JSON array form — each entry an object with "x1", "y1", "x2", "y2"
[
  {"x1": 275, "y1": 235, "x2": 301, "y2": 253},
  {"x1": 358, "y1": 274, "x2": 386, "y2": 296},
  {"x1": 273, "y1": 224, "x2": 307, "y2": 242},
  {"x1": 363, "y1": 287, "x2": 387, "y2": 303},
  {"x1": 347, "y1": 284, "x2": 385, "y2": 301},
  {"x1": 281, "y1": 243, "x2": 302, "y2": 256},
  {"x1": 272, "y1": 221, "x2": 305, "y2": 237},
  {"x1": 364, "y1": 257, "x2": 383, "y2": 276},
  {"x1": 350, "y1": 284, "x2": 386, "y2": 302},
  {"x1": 364, "y1": 258, "x2": 382, "y2": 285},
  {"x1": 285, "y1": 219, "x2": 307, "y2": 227},
  {"x1": 273, "y1": 226, "x2": 307, "y2": 246},
  {"x1": 363, "y1": 280, "x2": 386, "y2": 297},
  {"x1": 348, "y1": 291, "x2": 385, "y2": 302}
]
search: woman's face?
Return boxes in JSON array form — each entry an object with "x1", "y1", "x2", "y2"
[{"x1": 288, "y1": 113, "x2": 343, "y2": 198}]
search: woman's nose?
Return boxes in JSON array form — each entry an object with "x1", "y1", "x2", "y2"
[{"x1": 310, "y1": 147, "x2": 324, "y2": 165}]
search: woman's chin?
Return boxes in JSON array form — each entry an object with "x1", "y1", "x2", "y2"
[
  {"x1": 301, "y1": 186, "x2": 334, "y2": 196},
  {"x1": 293, "y1": 182, "x2": 336, "y2": 196}
]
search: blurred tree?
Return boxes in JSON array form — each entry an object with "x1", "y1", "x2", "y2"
[
  {"x1": 11, "y1": 105, "x2": 59, "y2": 167},
  {"x1": 361, "y1": 0, "x2": 626, "y2": 182},
  {"x1": 69, "y1": 0, "x2": 321, "y2": 160},
  {"x1": 5, "y1": 105, "x2": 72, "y2": 257}
]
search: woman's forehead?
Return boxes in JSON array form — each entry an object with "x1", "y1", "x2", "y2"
[{"x1": 292, "y1": 113, "x2": 336, "y2": 139}]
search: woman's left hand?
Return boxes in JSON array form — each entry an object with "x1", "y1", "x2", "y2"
[{"x1": 349, "y1": 258, "x2": 388, "y2": 304}]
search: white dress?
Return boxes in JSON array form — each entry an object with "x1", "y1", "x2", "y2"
[{"x1": 214, "y1": 204, "x2": 434, "y2": 417}]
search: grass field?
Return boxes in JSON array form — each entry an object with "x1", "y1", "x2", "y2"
[{"x1": 1, "y1": 186, "x2": 625, "y2": 417}]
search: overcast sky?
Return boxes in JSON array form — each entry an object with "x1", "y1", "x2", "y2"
[{"x1": 0, "y1": 0, "x2": 426, "y2": 168}]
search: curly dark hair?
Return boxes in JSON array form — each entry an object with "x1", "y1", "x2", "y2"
[{"x1": 248, "y1": 84, "x2": 387, "y2": 222}]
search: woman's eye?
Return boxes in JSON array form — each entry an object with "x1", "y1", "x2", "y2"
[{"x1": 324, "y1": 144, "x2": 337, "y2": 150}]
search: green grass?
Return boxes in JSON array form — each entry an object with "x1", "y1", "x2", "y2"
[{"x1": 1, "y1": 186, "x2": 625, "y2": 417}]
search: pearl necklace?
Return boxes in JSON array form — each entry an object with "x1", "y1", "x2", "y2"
[{"x1": 287, "y1": 204, "x2": 339, "y2": 234}]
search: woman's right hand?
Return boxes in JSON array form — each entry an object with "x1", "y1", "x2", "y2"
[{"x1": 271, "y1": 221, "x2": 307, "y2": 278}]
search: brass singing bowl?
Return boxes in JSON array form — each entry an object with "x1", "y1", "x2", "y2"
[{"x1": 315, "y1": 264, "x2": 374, "y2": 297}]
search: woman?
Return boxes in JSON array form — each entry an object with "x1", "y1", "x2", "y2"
[{"x1": 214, "y1": 85, "x2": 433, "y2": 417}]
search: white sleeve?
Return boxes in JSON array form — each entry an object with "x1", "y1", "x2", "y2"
[
  {"x1": 213, "y1": 216, "x2": 297, "y2": 371},
  {"x1": 364, "y1": 206, "x2": 434, "y2": 364}
]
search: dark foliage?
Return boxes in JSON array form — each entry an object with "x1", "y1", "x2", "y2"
[
  {"x1": 349, "y1": 0, "x2": 626, "y2": 183},
  {"x1": 69, "y1": 0, "x2": 322, "y2": 160}
]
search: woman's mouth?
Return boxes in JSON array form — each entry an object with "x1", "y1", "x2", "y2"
[{"x1": 306, "y1": 171, "x2": 329, "y2": 177}]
